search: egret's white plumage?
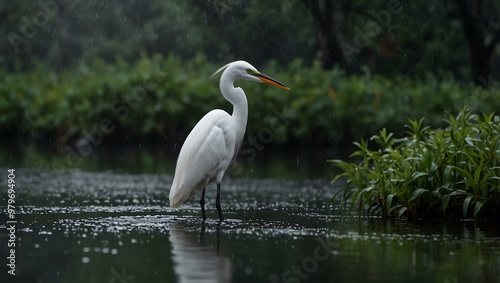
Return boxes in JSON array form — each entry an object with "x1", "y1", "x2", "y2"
[
  {"x1": 169, "y1": 60, "x2": 289, "y2": 221},
  {"x1": 169, "y1": 109, "x2": 241, "y2": 208}
]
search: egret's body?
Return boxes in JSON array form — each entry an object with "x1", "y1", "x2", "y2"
[{"x1": 169, "y1": 61, "x2": 289, "y2": 221}]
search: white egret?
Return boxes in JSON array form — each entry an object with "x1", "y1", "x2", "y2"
[{"x1": 169, "y1": 60, "x2": 289, "y2": 221}]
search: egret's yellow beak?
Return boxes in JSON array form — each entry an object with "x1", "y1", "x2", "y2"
[{"x1": 255, "y1": 72, "x2": 290, "y2": 90}]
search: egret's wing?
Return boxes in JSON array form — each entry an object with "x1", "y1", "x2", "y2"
[{"x1": 169, "y1": 110, "x2": 236, "y2": 208}]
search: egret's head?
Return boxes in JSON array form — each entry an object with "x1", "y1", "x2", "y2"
[{"x1": 211, "y1": 60, "x2": 290, "y2": 90}]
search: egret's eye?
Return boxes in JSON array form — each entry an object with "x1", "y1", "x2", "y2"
[{"x1": 246, "y1": 69, "x2": 258, "y2": 75}]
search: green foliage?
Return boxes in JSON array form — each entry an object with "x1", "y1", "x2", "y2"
[
  {"x1": 1, "y1": 1, "x2": 315, "y2": 71},
  {"x1": 344, "y1": 1, "x2": 472, "y2": 79},
  {"x1": 2, "y1": 0, "x2": 498, "y2": 85},
  {"x1": 330, "y1": 109, "x2": 500, "y2": 220},
  {"x1": 1, "y1": 55, "x2": 500, "y2": 146}
]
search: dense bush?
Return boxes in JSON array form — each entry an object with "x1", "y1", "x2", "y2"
[
  {"x1": 1, "y1": 54, "x2": 499, "y2": 146},
  {"x1": 330, "y1": 109, "x2": 500, "y2": 220}
]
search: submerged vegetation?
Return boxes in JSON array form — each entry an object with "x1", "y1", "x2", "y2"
[
  {"x1": 1, "y1": 54, "x2": 499, "y2": 146},
  {"x1": 331, "y1": 109, "x2": 500, "y2": 220}
]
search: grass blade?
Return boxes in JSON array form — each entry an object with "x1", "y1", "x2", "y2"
[
  {"x1": 473, "y1": 200, "x2": 486, "y2": 217},
  {"x1": 462, "y1": 195, "x2": 473, "y2": 218}
]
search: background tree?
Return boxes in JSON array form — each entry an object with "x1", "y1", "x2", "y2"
[
  {"x1": 299, "y1": 0, "x2": 353, "y2": 73},
  {"x1": 300, "y1": 0, "x2": 499, "y2": 85},
  {"x1": 453, "y1": 0, "x2": 500, "y2": 87},
  {"x1": 188, "y1": 1, "x2": 316, "y2": 67},
  {"x1": 0, "y1": 0, "x2": 498, "y2": 86}
]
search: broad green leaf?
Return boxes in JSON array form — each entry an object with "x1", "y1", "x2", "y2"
[
  {"x1": 453, "y1": 167, "x2": 474, "y2": 186},
  {"x1": 462, "y1": 195, "x2": 473, "y2": 218},
  {"x1": 473, "y1": 200, "x2": 486, "y2": 217},
  {"x1": 442, "y1": 194, "x2": 450, "y2": 213},
  {"x1": 396, "y1": 206, "x2": 408, "y2": 218},
  {"x1": 449, "y1": 189, "x2": 467, "y2": 196},
  {"x1": 442, "y1": 166, "x2": 452, "y2": 185},
  {"x1": 409, "y1": 188, "x2": 428, "y2": 202},
  {"x1": 386, "y1": 193, "x2": 396, "y2": 212},
  {"x1": 410, "y1": 172, "x2": 428, "y2": 182},
  {"x1": 473, "y1": 167, "x2": 483, "y2": 189},
  {"x1": 388, "y1": 204, "x2": 404, "y2": 215}
]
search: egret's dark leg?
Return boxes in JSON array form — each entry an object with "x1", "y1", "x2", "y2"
[
  {"x1": 215, "y1": 223, "x2": 221, "y2": 255},
  {"x1": 216, "y1": 182, "x2": 224, "y2": 221},
  {"x1": 200, "y1": 187, "x2": 207, "y2": 221}
]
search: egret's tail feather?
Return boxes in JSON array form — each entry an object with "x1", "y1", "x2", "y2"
[
  {"x1": 170, "y1": 179, "x2": 201, "y2": 208},
  {"x1": 169, "y1": 184, "x2": 188, "y2": 208},
  {"x1": 170, "y1": 198, "x2": 182, "y2": 208}
]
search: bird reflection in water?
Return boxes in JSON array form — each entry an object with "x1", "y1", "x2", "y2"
[{"x1": 169, "y1": 223, "x2": 231, "y2": 283}]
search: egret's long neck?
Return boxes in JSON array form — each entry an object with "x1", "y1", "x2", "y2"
[{"x1": 220, "y1": 75, "x2": 248, "y2": 130}]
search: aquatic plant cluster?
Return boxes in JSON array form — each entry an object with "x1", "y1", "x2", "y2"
[
  {"x1": 1, "y1": 54, "x2": 500, "y2": 146},
  {"x1": 331, "y1": 109, "x2": 500, "y2": 220}
]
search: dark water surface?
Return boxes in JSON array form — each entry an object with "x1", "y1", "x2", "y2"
[{"x1": 0, "y1": 144, "x2": 499, "y2": 283}]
